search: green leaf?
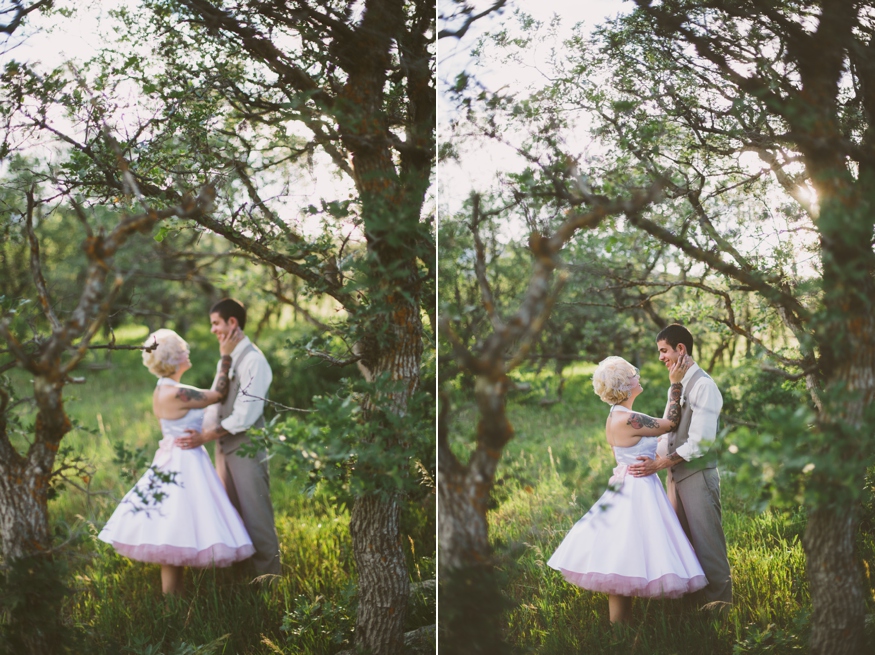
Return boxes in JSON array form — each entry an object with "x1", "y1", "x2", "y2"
[{"x1": 153, "y1": 225, "x2": 171, "y2": 242}]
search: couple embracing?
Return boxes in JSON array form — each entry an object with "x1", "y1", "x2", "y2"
[
  {"x1": 548, "y1": 324, "x2": 733, "y2": 623},
  {"x1": 98, "y1": 299, "x2": 282, "y2": 594}
]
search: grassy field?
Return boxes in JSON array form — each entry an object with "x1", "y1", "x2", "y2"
[
  {"x1": 5, "y1": 325, "x2": 434, "y2": 654},
  {"x1": 448, "y1": 363, "x2": 875, "y2": 654}
]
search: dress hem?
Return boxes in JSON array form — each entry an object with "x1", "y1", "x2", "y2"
[
  {"x1": 106, "y1": 541, "x2": 255, "y2": 568},
  {"x1": 552, "y1": 567, "x2": 708, "y2": 599}
]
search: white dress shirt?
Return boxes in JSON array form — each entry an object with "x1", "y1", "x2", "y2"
[
  {"x1": 658, "y1": 363, "x2": 723, "y2": 461},
  {"x1": 220, "y1": 335, "x2": 273, "y2": 435}
]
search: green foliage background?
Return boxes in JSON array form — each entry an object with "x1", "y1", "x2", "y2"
[
  {"x1": 1, "y1": 324, "x2": 434, "y2": 654},
  {"x1": 443, "y1": 363, "x2": 875, "y2": 654}
]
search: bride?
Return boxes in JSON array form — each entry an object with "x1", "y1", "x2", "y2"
[
  {"x1": 98, "y1": 328, "x2": 255, "y2": 594},
  {"x1": 547, "y1": 355, "x2": 707, "y2": 623}
]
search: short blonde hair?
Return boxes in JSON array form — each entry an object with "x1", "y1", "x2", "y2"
[
  {"x1": 142, "y1": 329, "x2": 189, "y2": 378},
  {"x1": 592, "y1": 356, "x2": 638, "y2": 405}
]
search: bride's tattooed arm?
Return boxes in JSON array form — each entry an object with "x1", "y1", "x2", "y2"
[
  {"x1": 176, "y1": 387, "x2": 207, "y2": 402},
  {"x1": 174, "y1": 355, "x2": 232, "y2": 403},
  {"x1": 625, "y1": 382, "x2": 682, "y2": 432},
  {"x1": 214, "y1": 355, "x2": 232, "y2": 402},
  {"x1": 627, "y1": 414, "x2": 660, "y2": 430},
  {"x1": 665, "y1": 382, "x2": 683, "y2": 430}
]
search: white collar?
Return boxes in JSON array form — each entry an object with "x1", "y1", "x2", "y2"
[
  {"x1": 681, "y1": 362, "x2": 701, "y2": 386},
  {"x1": 229, "y1": 335, "x2": 252, "y2": 360}
]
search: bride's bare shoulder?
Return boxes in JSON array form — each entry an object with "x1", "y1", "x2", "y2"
[{"x1": 607, "y1": 408, "x2": 646, "y2": 447}]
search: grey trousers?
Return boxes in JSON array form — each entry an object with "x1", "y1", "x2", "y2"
[
  {"x1": 667, "y1": 467, "x2": 733, "y2": 604},
  {"x1": 215, "y1": 444, "x2": 282, "y2": 576}
]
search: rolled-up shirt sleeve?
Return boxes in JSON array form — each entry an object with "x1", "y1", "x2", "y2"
[
  {"x1": 220, "y1": 351, "x2": 273, "y2": 435},
  {"x1": 674, "y1": 378, "x2": 723, "y2": 461},
  {"x1": 656, "y1": 435, "x2": 669, "y2": 458}
]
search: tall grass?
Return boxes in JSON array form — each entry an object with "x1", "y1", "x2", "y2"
[
  {"x1": 4, "y1": 324, "x2": 434, "y2": 654},
  {"x1": 449, "y1": 364, "x2": 875, "y2": 654}
]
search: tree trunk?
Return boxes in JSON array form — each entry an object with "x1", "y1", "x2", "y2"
[
  {"x1": 805, "y1": 334, "x2": 875, "y2": 655},
  {"x1": 0, "y1": 379, "x2": 66, "y2": 562},
  {"x1": 437, "y1": 454, "x2": 493, "y2": 571},
  {"x1": 349, "y1": 323, "x2": 420, "y2": 655},
  {"x1": 0, "y1": 475, "x2": 59, "y2": 655},
  {"x1": 803, "y1": 508, "x2": 865, "y2": 655},
  {"x1": 350, "y1": 273, "x2": 422, "y2": 654},
  {"x1": 438, "y1": 456, "x2": 508, "y2": 655},
  {"x1": 439, "y1": 373, "x2": 513, "y2": 567},
  {"x1": 438, "y1": 378, "x2": 512, "y2": 654},
  {"x1": 0, "y1": 457, "x2": 53, "y2": 561},
  {"x1": 350, "y1": 494, "x2": 408, "y2": 655},
  {"x1": 803, "y1": 166, "x2": 875, "y2": 654},
  {"x1": 0, "y1": 384, "x2": 69, "y2": 654}
]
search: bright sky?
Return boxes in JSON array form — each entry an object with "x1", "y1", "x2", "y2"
[
  {"x1": 1, "y1": 0, "x2": 358, "y2": 238},
  {"x1": 438, "y1": 0, "x2": 629, "y2": 214},
  {"x1": 437, "y1": 0, "x2": 821, "y2": 277},
  {"x1": 3, "y1": 1, "x2": 817, "y2": 271}
]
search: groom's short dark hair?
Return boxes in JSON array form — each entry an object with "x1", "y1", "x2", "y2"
[
  {"x1": 210, "y1": 298, "x2": 247, "y2": 330},
  {"x1": 657, "y1": 323, "x2": 694, "y2": 356}
]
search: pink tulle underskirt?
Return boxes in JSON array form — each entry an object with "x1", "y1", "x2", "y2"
[
  {"x1": 556, "y1": 568, "x2": 708, "y2": 599},
  {"x1": 109, "y1": 541, "x2": 255, "y2": 568}
]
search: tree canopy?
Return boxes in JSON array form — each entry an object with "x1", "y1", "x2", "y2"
[
  {"x1": 440, "y1": 2, "x2": 875, "y2": 653},
  {"x1": 1, "y1": 2, "x2": 435, "y2": 653}
]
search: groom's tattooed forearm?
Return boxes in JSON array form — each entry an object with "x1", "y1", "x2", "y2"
[
  {"x1": 666, "y1": 382, "x2": 683, "y2": 430},
  {"x1": 176, "y1": 387, "x2": 207, "y2": 402},
  {"x1": 215, "y1": 355, "x2": 232, "y2": 402},
  {"x1": 627, "y1": 414, "x2": 660, "y2": 430}
]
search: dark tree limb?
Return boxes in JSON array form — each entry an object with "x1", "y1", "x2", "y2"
[
  {"x1": 231, "y1": 159, "x2": 303, "y2": 244},
  {"x1": 635, "y1": 1, "x2": 797, "y2": 121},
  {"x1": 438, "y1": 0, "x2": 507, "y2": 40},
  {"x1": 0, "y1": 321, "x2": 38, "y2": 374},
  {"x1": 179, "y1": 0, "x2": 331, "y2": 104},
  {"x1": 625, "y1": 210, "x2": 811, "y2": 322},
  {"x1": 305, "y1": 349, "x2": 361, "y2": 368},
  {"x1": 265, "y1": 282, "x2": 333, "y2": 334},
  {"x1": 0, "y1": 0, "x2": 52, "y2": 36},
  {"x1": 468, "y1": 194, "x2": 504, "y2": 333},
  {"x1": 752, "y1": 146, "x2": 819, "y2": 218},
  {"x1": 24, "y1": 185, "x2": 60, "y2": 332},
  {"x1": 189, "y1": 211, "x2": 354, "y2": 310}
]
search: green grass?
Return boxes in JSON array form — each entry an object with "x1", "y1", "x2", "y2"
[
  {"x1": 4, "y1": 324, "x2": 434, "y2": 654},
  {"x1": 448, "y1": 365, "x2": 875, "y2": 654}
]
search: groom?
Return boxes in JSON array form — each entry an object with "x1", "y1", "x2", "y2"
[
  {"x1": 628, "y1": 324, "x2": 732, "y2": 606},
  {"x1": 178, "y1": 298, "x2": 282, "y2": 576}
]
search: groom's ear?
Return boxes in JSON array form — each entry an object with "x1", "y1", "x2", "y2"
[
  {"x1": 677, "y1": 344, "x2": 686, "y2": 355},
  {"x1": 227, "y1": 316, "x2": 239, "y2": 329}
]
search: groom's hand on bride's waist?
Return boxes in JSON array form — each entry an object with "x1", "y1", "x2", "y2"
[
  {"x1": 629, "y1": 454, "x2": 681, "y2": 477},
  {"x1": 177, "y1": 428, "x2": 208, "y2": 449},
  {"x1": 177, "y1": 425, "x2": 230, "y2": 449}
]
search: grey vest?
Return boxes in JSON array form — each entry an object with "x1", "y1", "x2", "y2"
[
  {"x1": 667, "y1": 367, "x2": 719, "y2": 482},
  {"x1": 215, "y1": 343, "x2": 265, "y2": 454}
]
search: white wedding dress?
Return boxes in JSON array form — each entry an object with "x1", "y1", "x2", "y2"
[
  {"x1": 547, "y1": 406, "x2": 707, "y2": 598},
  {"x1": 98, "y1": 378, "x2": 255, "y2": 567}
]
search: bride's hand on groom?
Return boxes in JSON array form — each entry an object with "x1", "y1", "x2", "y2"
[
  {"x1": 218, "y1": 327, "x2": 243, "y2": 356},
  {"x1": 668, "y1": 353, "x2": 693, "y2": 384}
]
